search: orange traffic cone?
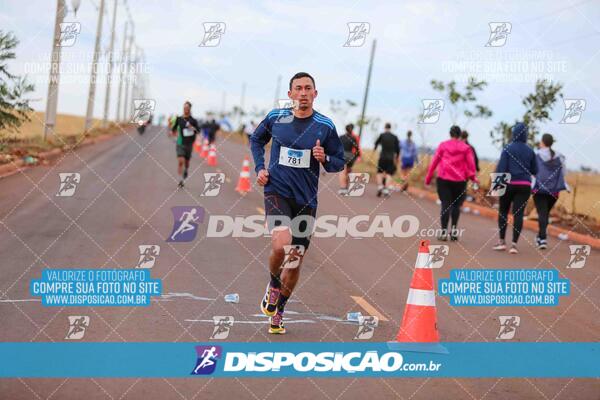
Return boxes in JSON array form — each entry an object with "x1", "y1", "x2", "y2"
[
  {"x1": 193, "y1": 137, "x2": 202, "y2": 154},
  {"x1": 388, "y1": 240, "x2": 447, "y2": 353},
  {"x1": 207, "y1": 145, "x2": 217, "y2": 167},
  {"x1": 199, "y1": 139, "x2": 209, "y2": 158},
  {"x1": 235, "y1": 156, "x2": 252, "y2": 194}
]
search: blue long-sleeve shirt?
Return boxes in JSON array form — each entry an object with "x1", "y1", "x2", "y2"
[{"x1": 250, "y1": 108, "x2": 345, "y2": 208}]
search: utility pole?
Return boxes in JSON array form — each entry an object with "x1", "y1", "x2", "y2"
[
  {"x1": 358, "y1": 39, "x2": 376, "y2": 140},
  {"x1": 102, "y1": 0, "x2": 118, "y2": 128},
  {"x1": 84, "y1": 0, "x2": 105, "y2": 132},
  {"x1": 44, "y1": 0, "x2": 66, "y2": 139},
  {"x1": 122, "y1": 30, "x2": 134, "y2": 122},
  {"x1": 130, "y1": 46, "x2": 137, "y2": 102},
  {"x1": 131, "y1": 45, "x2": 141, "y2": 101},
  {"x1": 115, "y1": 21, "x2": 128, "y2": 123}
]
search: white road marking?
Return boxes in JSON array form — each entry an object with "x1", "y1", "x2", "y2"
[
  {"x1": 185, "y1": 319, "x2": 316, "y2": 324},
  {"x1": 0, "y1": 299, "x2": 40, "y2": 303},
  {"x1": 157, "y1": 292, "x2": 216, "y2": 301},
  {"x1": 350, "y1": 296, "x2": 389, "y2": 321}
]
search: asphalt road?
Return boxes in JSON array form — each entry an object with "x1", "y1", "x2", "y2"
[{"x1": 0, "y1": 126, "x2": 598, "y2": 399}]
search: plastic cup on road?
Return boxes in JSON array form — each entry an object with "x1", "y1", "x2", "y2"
[
  {"x1": 346, "y1": 312, "x2": 362, "y2": 323},
  {"x1": 224, "y1": 293, "x2": 239, "y2": 303}
]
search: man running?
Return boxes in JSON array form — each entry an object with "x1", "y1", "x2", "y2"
[
  {"x1": 338, "y1": 123, "x2": 361, "y2": 195},
  {"x1": 170, "y1": 101, "x2": 200, "y2": 188},
  {"x1": 205, "y1": 119, "x2": 219, "y2": 144},
  {"x1": 374, "y1": 123, "x2": 400, "y2": 197},
  {"x1": 250, "y1": 72, "x2": 345, "y2": 334}
]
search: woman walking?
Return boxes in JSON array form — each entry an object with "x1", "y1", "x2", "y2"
[
  {"x1": 492, "y1": 122, "x2": 537, "y2": 254},
  {"x1": 533, "y1": 133, "x2": 568, "y2": 249},
  {"x1": 399, "y1": 130, "x2": 418, "y2": 191},
  {"x1": 425, "y1": 125, "x2": 478, "y2": 241}
]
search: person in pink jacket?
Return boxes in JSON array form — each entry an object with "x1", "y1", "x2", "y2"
[{"x1": 425, "y1": 125, "x2": 478, "y2": 241}]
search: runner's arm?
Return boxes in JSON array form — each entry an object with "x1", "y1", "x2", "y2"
[
  {"x1": 495, "y1": 147, "x2": 508, "y2": 173},
  {"x1": 321, "y1": 126, "x2": 345, "y2": 172},
  {"x1": 529, "y1": 150, "x2": 538, "y2": 177},
  {"x1": 471, "y1": 145, "x2": 480, "y2": 172},
  {"x1": 424, "y1": 144, "x2": 443, "y2": 185},
  {"x1": 191, "y1": 118, "x2": 201, "y2": 133},
  {"x1": 560, "y1": 155, "x2": 571, "y2": 192},
  {"x1": 465, "y1": 146, "x2": 478, "y2": 183},
  {"x1": 352, "y1": 134, "x2": 361, "y2": 158},
  {"x1": 250, "y1": 116, "x2": 272, "y2": 173}
]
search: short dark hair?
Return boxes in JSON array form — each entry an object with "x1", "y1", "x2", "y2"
[
  {"x1": 384, "y1": 123, "x2": 391, "y2": 130},
  {"x1": 407, "y1": 130, "x2": 412, "y2": 138},
  {"x1": 449, "y1": 125, "x2": 461, "y2": 138},
  {"x1": 460, "y1": 130, "x2": 469, "y2": 139},
  {"x1": 345, "y1": 123, "x2": 354, "y2": 133},
  {"x1": 184, "y1": 101, "x2": 192, "y2": 108},
  {"x1": 289, "y1": 72, "x2": 316, "y2": 90}
]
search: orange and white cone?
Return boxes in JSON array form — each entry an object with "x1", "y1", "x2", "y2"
[
  {"x1": 199, "y1": 139, "x2": 209, "y2": 158},
  {"x1": 388, "y1": 240, "x2": 447, "y2": 353},
  {"x1": 193, "y1": 137, "x2": 202, "y2": 154},
  {"x1": 207, "y1": 145, "x2": 217, "y2": 167},
  {"x1": 235, "y1": 156, "x2": 252, "y2": 194}
]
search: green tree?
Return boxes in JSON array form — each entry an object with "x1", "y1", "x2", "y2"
[
  {"x1": 0, "y1": 31, "x2": 34, "y2": 131},
  {"x1": 329, "y1": 99, "x2": 357, "y2": 126},
  {"x1": 430, "y1": 77, "x2": 492, "y2": 126},
  {"x1": 490, "y1": 80, "x2": 563, "y2": 147}
]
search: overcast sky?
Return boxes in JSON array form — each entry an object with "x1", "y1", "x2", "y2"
[{"x1": 2, "y1": 0, "x2": 600, "y2": 169}]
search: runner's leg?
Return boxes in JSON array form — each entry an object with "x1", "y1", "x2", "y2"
[
  {"x1": 184, "y1": 157, "x2": 190, "y2": 179},
  {"x1": 177, "y1": 156, "x2": 185, "y2": 176},
  {"x1": 511, "y1": 186, "x2": 531, "y2": 243},
  {"x1": 450, "y1": 180, "x2": 467, "y2": 233},
  {"x1": 262, "y1": 194, "x2": 294, "y2": 319},
  {"x1": 498, "y1": 185, "x2": 515, "y2": 241},
  {"x1": 436, "y1": 178, "x2": 453, "y2": 234},
  {"x1": 280, "y1": 205, "x2": 314, "y2": 298},
  {"x1": 338, "y1": 165, "x2": 349, "y2": 191},
  {"x1": 533, "y1": 193, "x2": 549, "y2": 240}
]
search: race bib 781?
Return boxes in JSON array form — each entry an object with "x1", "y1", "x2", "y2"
[{"x1": 279, "y1": 146, "x2": 311, "y2": 168}]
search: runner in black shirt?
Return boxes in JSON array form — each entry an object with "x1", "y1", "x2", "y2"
[
  {"x1": 171, "y1": 101, "x2": 200, "y2": 188},
  {"x1": 374, "y1": 123, "x2": 400, "y2": 197},
  {"x1": 338, "y1": 123, "x2": 361, "y2": 195}
]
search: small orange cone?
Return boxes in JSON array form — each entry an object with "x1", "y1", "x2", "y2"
[
  {"x1": 389, "y1": 240, "x2": 447, "y2": 353},
  {"x1": 235, "y1": 156, "x2": 252, "y2": 194},
  {"x1": 199, "y1": 139, "x2": 209, "y2": 158},
  {"x1": 207, "y1": 145, "x2": 217, "y2": 167},
  {"x1": 193, "y1": 137, "x2": 202, "y2": 154}
]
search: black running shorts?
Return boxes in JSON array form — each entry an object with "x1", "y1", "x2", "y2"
[{"x1": 264, "y1": 192, "x2": 316, "y2": 249}]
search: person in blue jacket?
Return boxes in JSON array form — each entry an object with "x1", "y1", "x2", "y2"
[
  {"x1": 250, "y1": 72, "x2": 344, "y2": 334},
  {"x1": 533, "y1": 133, "x2": 568, "y2": 249},
  {"x1": 399, "y1": 130, "x2": 418, "y2": 191},
  {"x1": 492, "y1": 122, "x2": 538, "y2": 254}
]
